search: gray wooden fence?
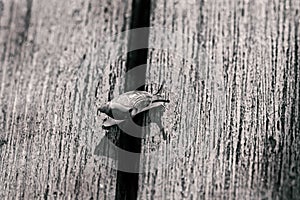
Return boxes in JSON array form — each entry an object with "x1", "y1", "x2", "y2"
[{"x1": 0, "y1": 0, "x2": 299, "y2": 199}]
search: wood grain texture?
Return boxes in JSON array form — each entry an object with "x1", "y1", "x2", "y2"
[
  {"x1": 0, "y1": 0, "x2": 299, "y2": 199},
  {"x1": 139, "y1": 0, "x2": 300, "y2": 199},
  {"x1": 0, "y1": 0, "x2": 131, "y2": 199}
]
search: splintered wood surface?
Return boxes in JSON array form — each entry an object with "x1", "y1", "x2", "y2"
[
  {"x1": 0, "y1": 0, "x2": 131, "y2": 199},
  {"x1": 0, "y1": 0, "x2": 300, "y2": 199},
  {"x1": 140, "y1": 0, "x2": 300, "y2": 199}
]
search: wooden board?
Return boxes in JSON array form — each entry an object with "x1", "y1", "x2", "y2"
[
  {"x1": 0, "y1": 0, "x2": 132, "y2": 199},
  {"x1": 0, "y1": 0, "x2": 299, "y2": 199},
  {"x1": 139, "y1": 0, "x2": 300, "y2": 199}
]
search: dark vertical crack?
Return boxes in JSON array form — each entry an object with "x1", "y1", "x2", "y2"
[
  {"x1": 18, "y1": 0, "x2": 32, "y2": 47},
  {"x1": 0, "y1": 1, "x2": 4, "y2": 18},
  {"x1": 115, "y1": 0, "x2": 151, "y2": 200}
]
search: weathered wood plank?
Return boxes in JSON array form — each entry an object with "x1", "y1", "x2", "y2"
[
  {"x1": 0, "y1": 0, "x2": 132, "y2": 199},
  {"x1": 139, "y1": 0, "x2": 300, "y2": 199},
  {"x1": 1, "y1": 0, "x2": 299, "y2": 199}
]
